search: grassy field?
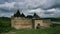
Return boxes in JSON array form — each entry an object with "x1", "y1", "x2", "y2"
[{"x1": 1, "y1": 26, "x2": 60, "y2": 34}]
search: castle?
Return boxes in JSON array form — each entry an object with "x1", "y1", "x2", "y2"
[{"x1": 11, "y1": 10, "x2": 52, "y2": 29}]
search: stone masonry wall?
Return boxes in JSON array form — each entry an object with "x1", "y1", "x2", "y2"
[
  {"x1": 34, "y1": 19, "x2": 51, "y2": 29},
  {"x1": 11, "y1": 17, "x2": 32, "y2": 29}
]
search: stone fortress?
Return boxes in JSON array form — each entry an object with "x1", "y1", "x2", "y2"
[{"x1": 11, "y1": 10, "x2": 52, "y2": 29}]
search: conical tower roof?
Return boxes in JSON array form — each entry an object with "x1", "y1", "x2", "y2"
[
  {"x1": 14, "y1": 10, "x2": 21, "y2": 17},
  {"x1": 33, "y1": 13, "x2": 40, "y2": 19},
  {"x1": 21, "y1": 13, "x2": 25, "y2": 17}
]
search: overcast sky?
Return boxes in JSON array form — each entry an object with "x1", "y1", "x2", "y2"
[{"x1": 0, "y1": 0, "x2": 60, "y2": 18}]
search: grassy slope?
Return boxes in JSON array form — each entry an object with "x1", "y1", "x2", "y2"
[
  {"x1": 51, "y1": 18, "x2": 60, "y2": 22},
  {"x1": 2, "y1": 26, "x2": 60, "y2": 34},
  {"x1": 0, "y1": 17, "x2": 11, "y2": 33},
  {"x1": 0, "y1": 17, "x2": 11, "y2": 27}
]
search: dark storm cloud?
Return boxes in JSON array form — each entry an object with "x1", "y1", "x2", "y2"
[{"x1": 44, "y1": 12, "x2": 54, "y2": 14}]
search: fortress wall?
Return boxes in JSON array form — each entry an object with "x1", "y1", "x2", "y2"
[
  {"x1": 34, "y1": 19, "x2": 51, "y2": 29},
  {"x1": 11, "y1": 17, "x2": 32, "y2": 29},
  {"x1": 11, "y1": 17, "x2": 52, "y2": 29},
  {"x1": 42, "y1": 19, "x2": 51, "y2": 27},
  {"x1": 35, "y1": 20, "x2": 43, "y2": 29}
]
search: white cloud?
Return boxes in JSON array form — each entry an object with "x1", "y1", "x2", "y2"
[{"x1": 0, "y1": 2, "x2": 15, "y2": 10}]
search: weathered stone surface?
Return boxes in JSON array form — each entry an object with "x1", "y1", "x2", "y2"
[
  {"x1": 11, "y1": 17, "x2": 32, "y2": 29},
  {"x1": 35, "y1": 19, "x2": 51, "y2": 29}
]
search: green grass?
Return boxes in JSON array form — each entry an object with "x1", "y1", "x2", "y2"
[
  {"x1": 0, "y1": 17, "x2": 11, "y2": 33},
  {"x1": 15, "y1": 29, "x2": 48, "y2": 34},
  {"x1": 1, "y1": 26, "x2": 60, "y2": 34},
  {"x1": 1, "y1": 29, "x2": 48, "y2": 34}
]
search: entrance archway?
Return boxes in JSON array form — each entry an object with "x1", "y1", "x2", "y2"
[{"x1": 36, "y1": 23, "x2": 40, "y2": 29}]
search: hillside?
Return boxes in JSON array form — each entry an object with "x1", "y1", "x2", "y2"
[
  {"x1": 0, "y1": 17, "x2": 11, "y2": 26},
  {"x1": 51, "y1": 18, "x2": 60, "y2": 22}
]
